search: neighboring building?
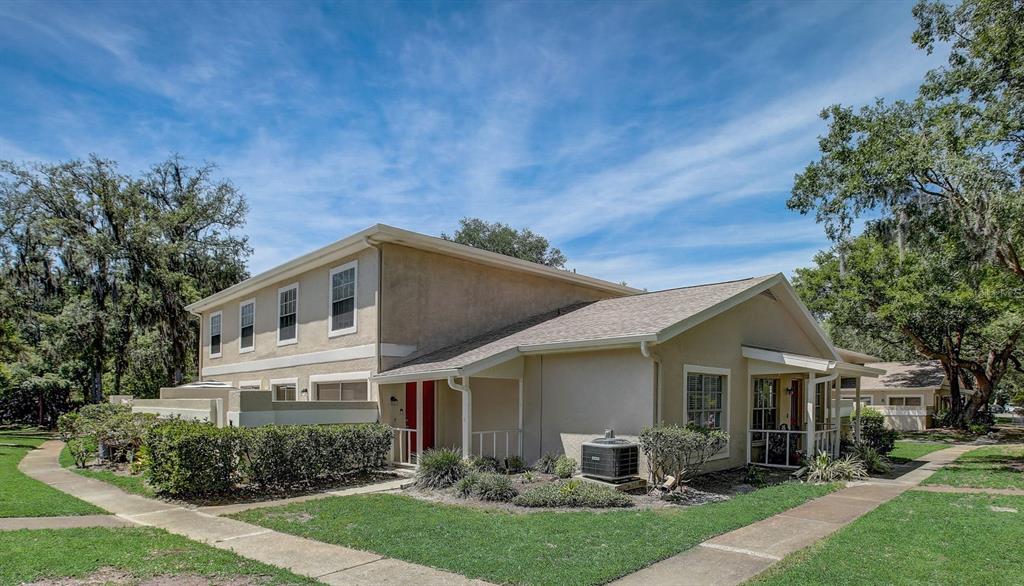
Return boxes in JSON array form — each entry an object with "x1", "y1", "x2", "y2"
[
  {"x1": 844, "y1": 360, "x2": 952, "y2": 431},
  {"x1": 127, "y1": 224, "x2": 884, "y2": 470}
]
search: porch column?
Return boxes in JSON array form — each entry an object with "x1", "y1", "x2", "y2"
[
  {"x1": 518, "y1": 378, "x2": 524, "y2": 457},
  {"x1": 831, "y1": 379, "x2": 840, "y2": 456},
  {"x1": 805, "y1": 377, "x2": 816, "y2": 460},
  {"x1": 854, "y1": 378, "x2": 862, "y2": 444},
  {"x1": 416, "y1": 380, "x2": 423, "y2": 458}
]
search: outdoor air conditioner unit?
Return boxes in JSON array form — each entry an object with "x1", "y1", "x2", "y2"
[{"x1": 581, "y1": 430, "x2": 639, "y2": 483}]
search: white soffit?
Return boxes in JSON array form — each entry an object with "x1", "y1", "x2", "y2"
[{"x1": 742, "y1": 346, "x2": 836, "y2": 373}]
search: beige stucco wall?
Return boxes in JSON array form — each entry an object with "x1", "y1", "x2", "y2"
[
  {"x1": 654, "y1": 284, "x2": 833, "y2": 472},
  {"x1": 202, "y1": 358, "x2": 378, "y2": 402},
  {"x1": 520, "y1": 348, "x2": 655, "y2": 464},
  {"x1": 378, "y1": 244, "x2": 619, "y2": 370},
  {"x1": 198, "y1": 246, "x2": 379, "y2": 375}
]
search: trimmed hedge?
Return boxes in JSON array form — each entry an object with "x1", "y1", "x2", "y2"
[
  {"x1": 512, "y1": 479, "x2": 633, "y2": 508},
  {"x1": 145, "y1": 420, "x2": 393, "y2": 496}
]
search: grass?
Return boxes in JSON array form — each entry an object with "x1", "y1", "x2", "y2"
[
  {"x1": 232, "y1": 482, "x2": 837, "y2": 586},
  {"x1": 922, "y1": 445, "x2": 1024, "y2": 490},
  {"x1": 58, "y1": 445, "x2": 156, "y2": 497},
  {"x1": 752, "y1": 491, "x2": 1024, "y2": 585},
  {"x1": 887, "y1": 440, "x2": 950, "y2": 464},
  {"x1": 0, "y1": 526, "x2": 315, "y2": 584},
  {"x1": 0, "y1": 427, "x2": 104, "y2": 518}
]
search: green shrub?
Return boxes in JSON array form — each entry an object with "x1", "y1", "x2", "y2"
[
  {"x1": 968, "y1": 422, "x2": 990, "y2": 435},
  {"x1": 504, "y1": 455, "x2": 526, "y2": 473},
  {"x1": 415, "y1": 447, "x2": 468, "y2": 489},
  {"x1": 534, "y1": 452, "x2": 559, "y2": 474},
  {"x1": 454, "y1": 472, "x2": 480, "y2": 497},
  {"x1": 801, "y1": 451, "x2": 868, "y2": 483},
  {"x1": 57, "y1": 411, "x2": 81, "y2": 442},
  {"x1": 67, "y1": 436, "x2": 99, "y2": 468},
  {"x1": 474, "y1": 472, "x2": 517, "y2": 502},
  {"x1": 852, "y1": 443, "x2": 891, "y2": 474},
  {"x1": 95, "y1": 411, "x2": 158, "y2": 463},
  {"x1": 554, "y1": 455, "x2": 577, "y2": 479},
  {"x1": 145, "y1": 420, "x2": 240, "y2": 496},
  {"x1": 240, "y1": 423, "x2": 393, "y2": 488},
  {"x1": 639, "y1": 424, "x2": 729, "y2": 485},
  {"x1": 520, "y1": 470, "x2": 535, "y2": 484},
  {"x1": 744, "y1": 464, "x2": 769, "y2": 486},
  {"x1": 512, "y1": 479, "x2": 633, "y2": 508},
  {"x1": 469, "y1": 455, "x2": 501, "y2": 473},
  {"x1": 852, "y1": 408, "x2": 897, "y2": 455},
  {"x1": 145, "y1": 421, "x2": 394, "y2": 496}
]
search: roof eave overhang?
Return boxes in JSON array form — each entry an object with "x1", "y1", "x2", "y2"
[
  {"x1": 836, "y1": 362, "x2": 887, "y2": 377},
  {"x1": 742, "y1": 345, "x2": 837, "y2": 373}
]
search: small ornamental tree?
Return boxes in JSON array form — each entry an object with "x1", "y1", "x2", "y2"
[{"x1": 639, "y1": 424, "x2": 729, "y2": 489}]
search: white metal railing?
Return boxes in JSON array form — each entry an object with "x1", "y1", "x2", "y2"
[
  {"x1": 471, "y1": 429, "x2": 522, "y2": 460},
  {"x1": 747, "y1": 429, "x2": 805, "y2": 468},
  {"x1": 392, "y1": 427, "x2": 416, "y2": 466},
  {"x1": 813, "y1": 427, "x2": 840, "y2": 457}
]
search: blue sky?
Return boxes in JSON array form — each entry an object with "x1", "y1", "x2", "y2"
[{"x1": 0, "y1": 0, "x2": 939, "y2": 290}]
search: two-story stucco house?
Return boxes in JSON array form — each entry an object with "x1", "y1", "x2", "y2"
[{"x1": 128, "y1": 224, "x2": 883, "y2": 471}]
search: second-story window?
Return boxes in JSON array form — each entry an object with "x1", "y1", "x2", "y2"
[
  {"x1": 209, "y1": 311, "x2": 222, "y2": 358},
  {"x1": 239, "y1": 299, "x2": 255, "y2": 353},
  {"x1": 329, "y1": 261, "x2": 357, "y2": 336},
  {"x1": 278, "y1": 284, "x2": 298, "y2": 345}
]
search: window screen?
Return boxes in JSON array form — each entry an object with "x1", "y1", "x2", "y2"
[
  {"x1": 330, "y1": 267, "x2": 356, "y2": 333},
  {"x1": 209, "y1": 313, "x2": 222, "y2": 356},
  {"x1": 687, "y1": 373, "x2": 724, "y2": 429},
  {"x1": 240, "y1": 301, "x2": 254, "y2": 350},
  {"x1": 278, "y1": 287, "x2": 297, "y2": 342}
]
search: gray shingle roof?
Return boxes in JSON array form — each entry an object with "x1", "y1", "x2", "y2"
[
  {"x1": 861, "y1": 361, "x2": 947, "y2": 390},
  {"x1": 379, "y1": 274, "x2": 777, "y2": 378}
]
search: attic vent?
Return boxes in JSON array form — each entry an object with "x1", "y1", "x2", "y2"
[{"x1": 760, "y1": 290, "x2": 778, "y2": 301}]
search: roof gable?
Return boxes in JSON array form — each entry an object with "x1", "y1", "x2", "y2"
[{"x1": 376, "y1": 273, "x2": 839, "y2": 381}]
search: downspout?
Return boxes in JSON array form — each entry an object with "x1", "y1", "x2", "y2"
[
  {"x1": 447, "y1": 375, "x2": 472, "y2": 459},
  {"x1": 640, "y1": 341, "x2": 662, "y2": 424}
]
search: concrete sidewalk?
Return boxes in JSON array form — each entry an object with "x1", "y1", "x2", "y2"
[
  {"x1": 19, "y1": 441, "x2": 488, "y2": 586},
  {"x1": 611, "y1": 443, "x2": 978, "y2": 586},
  {"x1": 0, "y1": 515, "x2": 133, "y2": 531}
]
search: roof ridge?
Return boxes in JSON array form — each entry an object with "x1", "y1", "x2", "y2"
[{"x1": 622, "y1": 273, "x2": 777, "y2": 297}]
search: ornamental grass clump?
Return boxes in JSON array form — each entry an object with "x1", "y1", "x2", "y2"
[
  {"x1": 415, "y1": 447, "x2": 468, "y2": 489},
  {"x1": 473, "y1": 472, "x2": 517, "y2": 502},
  {"x1": 801, "y1": 451, "x2": 868, "y2": 483},
  {"x1": 851, "y1": 443, "x2": 892, "y2": 474}
]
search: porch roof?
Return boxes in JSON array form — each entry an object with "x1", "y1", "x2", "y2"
[{"x1": 374, "y1": 274, "x2": 787, "y2": 383}]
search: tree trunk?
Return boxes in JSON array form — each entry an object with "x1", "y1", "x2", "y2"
[{"x1": 943, "y1": 361, "x2": 965, "y2": 427}]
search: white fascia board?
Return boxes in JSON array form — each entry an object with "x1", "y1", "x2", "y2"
[
  {"x1": 370, "y1": 369, "x2": 462, "y2": 384},
  {"x1": 517, "y1": 335, "x2": 656, "y2": 354},
  {"x1": 742, "y1": 346, "x2": 836, "y2": 373},
  {"x1": 462, "y1": 348, "x2": 523, "y2": 377},
  {"x1": 836, "y1": 362, "x2": 887, "y2": 377},
  {"x1": 655, "y1": 274, "x2": 783, "y2": 343}
]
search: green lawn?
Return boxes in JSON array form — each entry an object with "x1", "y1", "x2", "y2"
[
  {"x1": 0, "y1": 428, "x2": 104, "y2": 518},
  {"x1": 233, "y1": 482, "x2": 836, "y2": 586},
  {"x1": 0, "y1": 526, "x2": 314, "y2": 584},
  {"x1": 922, "y1": 445, "x2": 1024, "y2": 489},
  {"x1": 888, "y1": 440, "x2": 950, "y2": 464},
  {"x1": 752, "y1": 491, "x2": 1024, "y2": 585},
  {"x1": 58, "y1": 445, "x2": 156, "y2": 497}
]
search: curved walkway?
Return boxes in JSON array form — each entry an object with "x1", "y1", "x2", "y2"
[
  {"x1": 611, "y1": 443, "x2": 979, "y2": 586},
  {"x1": 19, "y1": 440, "x2": 488, "y2": 585}
]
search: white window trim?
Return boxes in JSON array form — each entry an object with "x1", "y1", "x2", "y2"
[
  {"x1": 841, "y1": 394, "x2": 873, "y2": 405},
  {"x1": 683, "y1": 364, "x2": 730, "y2": 461},
  {"x1": 277, "y1": 283, "x2": 299, "y2": 346},
  {"x1": 208, "y1": 310, "x2": 223, "y2": 359},
  {"x1": 309, "y1": 371, "x2": 371, "y2": 402},
  {"x1": 270, "y1": 377, "x2": 299, "y2": 402},
  {"x1": 327, "y1": 261, "x2": 358, "y2": 338},
  {"x1": 237, "y1": 379, "x2": 262, "y2": 390},
  {"x1": 238, "y1": 298, "x2": 256, "y2": 354},
  {"x1": 887, "y1": 394, "x2": 925, "y2": 407}
]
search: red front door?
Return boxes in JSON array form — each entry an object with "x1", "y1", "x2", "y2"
[{"x1": 405, "y1": 381, "x2": 435, "y2": 453}]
